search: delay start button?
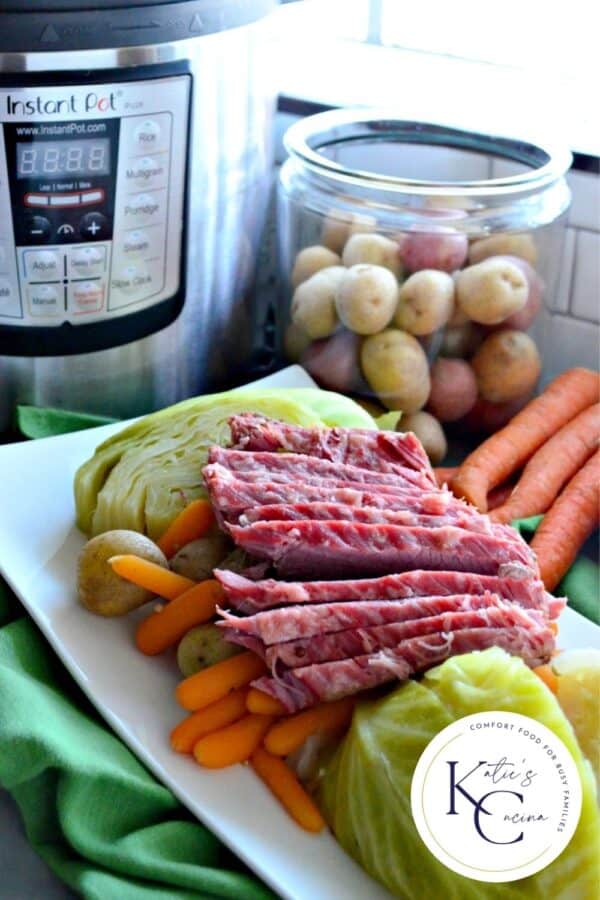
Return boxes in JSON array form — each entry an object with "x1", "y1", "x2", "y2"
[{"x1": 70, "y1": 246, "x2": 105, "y2": 277}]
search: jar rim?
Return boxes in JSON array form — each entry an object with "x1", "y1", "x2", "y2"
[{"x1": 283, "y1": 108, "x2": 572, "y2": 197}]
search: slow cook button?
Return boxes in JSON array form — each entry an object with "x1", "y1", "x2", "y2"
[
  {"x1": 122, "y1": 192, "x2": 164, "y2": 224},
  {"x1": 70, "y1": 245, "x2": 106, "y2": 277},
  {"x1": 25, "y1": 249, "x2": 62, "y2": 281},
  {"x1": 28, "y1": 284, "x2": 60, "y2": 317},
  {"x1": 70, "y1": 280, "x2": 104, "y2": 313},
  {"x1": 111, "y1": 265, "x2": 153, "y2": 297},
  {"x1": 124, "y1": 157, "x2": 167, "y2": 189}
]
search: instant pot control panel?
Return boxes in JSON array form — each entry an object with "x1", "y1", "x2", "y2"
[{"x1": 0, "y1": 75, "x2": 190, "y2": 354}]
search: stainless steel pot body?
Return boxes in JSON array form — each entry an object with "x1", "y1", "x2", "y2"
[{"x1": 0, "y1": 23, "x2": 275, "y2": 428}]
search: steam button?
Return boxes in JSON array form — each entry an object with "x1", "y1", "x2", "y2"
[{"x1": 122, "y1": 230, "x2": 150, "y2": 257}]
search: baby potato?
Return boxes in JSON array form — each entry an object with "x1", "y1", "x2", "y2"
[
  {"x1": 301, "y1": 329, "x2": 362, "y2": 394},
  {"x1": 291, "y1": 244, "x2": 341, "y2": 288},
  {"x1": 78, "y1": 529, "x2": 167, "y2": 617},
  {"x1": 321, "y1": 210, "x2": 376, "y2": 253},
  {"x1": 492, "y1": 255, "x2": 544, "y2": 330},
  {"x1": 439, "y1": 321, "x2": 484, "y2": 358},
  {"x1": 400, "y1": 227, "x2": 468, "y2": 273},
  {"x1": 170, "y1": 532, "x2": 231, "y2": 581},
  {"x1": 471, "y1": 329, "x2": 541, "y2": 403},
  {"x1": 456, "y1": 257, "x2": 528, "y2": 325},
  {"x1": 426, "y1": 358, "x2": 478, "y2": 422},
  {"x1": 361, "y1": 328, "x2": 431, "y2": 412},
  {"x1": 176, "y1": 624, "x2": 240, "y2": 678},
  {"x1": 468, "y1": 232, "x2": 538, "y2": 266},
  {"x1": 394, "y1": 270, "x2": 454, "y2": 336},
  {"x1": 342, "y1": 233, "x2": 403, "y2": 279},
  {"x1": 336, "y1": 264, "x2": 399, "y2": 335},
  {"x1": 283, "y1": 321, "x2": 312, "y2": 362},
  {"x1": 397, "y1": 411, "x2": 447, "y2": 465},
  {"x1": 291, "y1": 266, "x2": 345, "y2": 339}
]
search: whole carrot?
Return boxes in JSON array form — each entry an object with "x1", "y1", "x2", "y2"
[
  {"x1": 157, "y1": 499, "x2": 215, "y2": 559},
  {"x1": 250, "y1": 747, "x2": 325, "y2": 833},
  {"x1": 452, "y1": 368, "x2": 599, "y2": 510},
  {"x1": 136, "y1": 579, "x2": 223, "y2": 655},
  {"x1": 531, "y1": 450, "x2": 600, "y2": 591},
  {"x1": 491, "y1": 403, "x2": 600, "y2": 523},
  {"x1": 434, "y1": 467, "x2": 513, "y2": 510}
]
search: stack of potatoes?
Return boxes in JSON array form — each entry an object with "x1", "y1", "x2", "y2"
[{"x1": 285, "y1": 214, "x2": 543, "y2": 464}]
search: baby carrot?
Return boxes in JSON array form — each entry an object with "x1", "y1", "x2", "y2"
[
  {"x1": 491, "y1": 403, "x2": 600, "y2": 524},
  {"x1": 531, "y1": 450, "x2": 600, "y2": 591},
  {"x1": 264, "y1": 698, "x2": 355, "y2": 757},
  {"x1": 251, "y1": 746, "x2": 325, "y2": 833},
  {"x1": 533, "y1": 664, "x2": 559, "y2": 694},
  {"x1": 170, "y1": 688, "x2": 248, "y2": 753},
  {"x1": 157, "y1": 499, "x2": 215, "y2": 559},
  {"x1": 193, "y1": 714, "x2": 273, "y2": 768},
  {"x1": 109, "y1": 554, "x2": 195, "y2": 600},
  {"x1": 176, "y1": 651, "x2": 267, "y2": 711},
  {"x1": 452, "y1": 368, "x2": 599, "y2": 511},
  {"x1": 246, "y1": 688, "x2": 287, "y2": 716},
  {"x1": 135, "y1": 579, "x2": 224, "y2": 655}
]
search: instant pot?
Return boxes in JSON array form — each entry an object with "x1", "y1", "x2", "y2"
[{"x1": 0, "y1": 0, "x2": 275, "y2": 426}]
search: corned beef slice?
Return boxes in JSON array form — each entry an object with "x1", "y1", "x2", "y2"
[
  {"x1": 208, "y1": 447, "x2": 434, "y2": 491},
  {"x1": 213, "y1": 567, "x2": 559, "y2": 617},
  {"x1": 218, "y1": 591, "x2": 557, "y2": 646},
  {"x1": 228, "y1": 413, "x2": 433, "y2": 478},
  {"x1": 251, "y1": 625, "x2": 555, "y2": 712},
  {"x1": 227, "y1": 520, "x2": 538, "y2": 580}
]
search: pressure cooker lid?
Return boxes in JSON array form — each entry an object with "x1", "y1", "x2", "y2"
[{"x1": 0, "y1": 0, "x2": 274, "y2": 53}]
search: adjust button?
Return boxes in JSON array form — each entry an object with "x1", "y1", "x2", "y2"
[
  {"x1": 24, "y1": 249, "x2": 62, "y2": 281},
  {"x1": 28, "y1": 283, "x2": 60, "y2": 317},
  {"x1": 79, "y1": 212, "x2": 109, "y2": 241}
]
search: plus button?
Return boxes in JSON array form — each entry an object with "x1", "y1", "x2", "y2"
[{"x1": 79, "y1": 212, "x2": 108, "y2": 241}]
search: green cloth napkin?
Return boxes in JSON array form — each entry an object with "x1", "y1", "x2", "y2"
[{"x1": 16, "y1": 405, "x2": 117, "y2": 439}]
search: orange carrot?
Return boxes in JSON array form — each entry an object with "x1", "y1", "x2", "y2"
[
  {"x1": 487, "y1": 482, "x2": 515, "y2": 512},
  {"x1": 490, "y1": 403, "x2": 600, "y2": 523},
  {"x1": 135, "y1": 579, "x2": 224, "y2": 655},
  {"x1": 176, "y1": 651, "x2": 267, "y2": 711},
  {"x1": 264, "y1": 698, "x2": 355, "y2": 757},
  {"x1": 157, "y1": 499, "x2": 215, "y2": 559},
  {"x1": 193, "y1": 714, "x2": 273, "y2": 768},
  {"x1": 433, "y1": 466, "x2": 457, "y2": 488},
  {"x1": 170, "y1": 689, "x2": 248, "y2": 753},
  {"x1": 531, "y1": 450, "x2": 600, "y2": 591},
  {"x1": 246, "y1": 688, "x2": 287, "y2": 716},
  {"x1": 250, "y1": 746, "x2": 325, "y2": 833},
  {"x1": 109, "y1": 554, "x2": 195, "y2": 600},
  {"x1": 533, "y1": 664, "x2": 559, "y2": 694},
  {"x1": 452, "y1": 368, "x2": 599, "y2": 511}
]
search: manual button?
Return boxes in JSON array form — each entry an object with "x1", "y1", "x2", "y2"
[
  {"x1": 28, "y1": 284, "x2": 60, "y2": 317},
  {"x1": 24, "y1": 249, "x2": 62, "y2": 281}
]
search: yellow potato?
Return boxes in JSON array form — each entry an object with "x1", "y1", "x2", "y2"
[
  {"x1": 471, "y1": 329, "x2": 541, "y2": 403},
  {"x1": 361, "y1": 328, "x2": 431, "y2": 412},
  {"x1": 77, "y1": 529, "x2": 167, "y2": 617},
  {"x1": 290, "y1": 244, "x2": 341, "y2": 288},
  {"x1": 397, "y1": 411, "x2": 447, "y2": 465},
  {"x1": 170, "y1": 533, "x2": 231, "y2": 581},
  {"x1": 336, "y1": 264, "x2": 399, "y2": 335},
  {"x1": 321, "y1": 210, "x2": 376, "y2": 253},
  {"x1": 394, "y1": 270, "x2": 454, "y2": 335},
  {"x1": 468, "y1": 232, "x2": 538, "y2": 266},
  {"x1": 342, "y1": 233, "x2": 403, "y2": 279},
  {"x1": 456, "y1": 258, "x2": 528, "y2": 325},
  {"x1": 291, "y1": 266, "x2": 345, "y2": 339}
]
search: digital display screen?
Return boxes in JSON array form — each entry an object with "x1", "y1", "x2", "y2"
[{"x1": 16, "y1": 139, "x2": 110, "y2": 179}]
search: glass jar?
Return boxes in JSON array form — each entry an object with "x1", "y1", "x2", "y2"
[{"x1": 277, "y1": 109, "x2": 572, "y2": 455}]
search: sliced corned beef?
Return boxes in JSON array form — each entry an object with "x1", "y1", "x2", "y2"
[
  {"x1": 218, "y1": 591, "x2": 557, "y2": 645},
  {"x1": 251, "y1": 625, "x2": 555, "y2": 712},
  {"x1": 226, "y1": 520, "x2": 538, "y2": 580},
  {"x1": 207, "y1": 447, "x2": 434, "y2": 491},
  {"x1": 228, "y1": 413, "x2": 433, "y2": 478},
  {"x1": 214, "y1": 567, "x2": 560, "y2": 617},
  {"x1": 204, "y1": 465, "x2": 455, "y2": 521}
]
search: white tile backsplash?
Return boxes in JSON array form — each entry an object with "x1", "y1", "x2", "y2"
[
  {"x1": 571, "y1": 229, "x2": 600, "y2": 322},
  {"x1": 567, "y1": 170, "x2": 600, "y2": 231},
  {"x1": 546, "y1": 314, "x2": 600, "y2": 377}
]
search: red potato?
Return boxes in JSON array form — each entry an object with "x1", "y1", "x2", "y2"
[
  {"x1": 301, "y1": 330, "x2": 362, "y2": 394},
  {"x1": 400, "y1": 226, "x2": 468, "y2": 273},
  {"x1": 462, "y1": 391, "x2": 534, "y2": 434},
  {"x1": 426, "y1": 358, "x2": 478, "y2": 422},
  {"x1": 471, "y1": 330, "x2": 541, "y2": 404}
]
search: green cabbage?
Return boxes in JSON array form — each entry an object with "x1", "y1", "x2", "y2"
[
  {"x1": 74, "y1": 387, "x2": 374, "y2": 540},
  {"x1": 319, "y1": 648, "x2": 600, "y2": 900}
]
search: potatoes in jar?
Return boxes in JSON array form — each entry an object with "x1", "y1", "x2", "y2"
[
  {"x1": 439, "y1": 321, "x2": 484, "y2": 358},
  {"x1": 301, "y1": 329, "x2": 363, "y2": 394},
  {"x1": 335, "y1": 264, "x2": 399, "y2": 335},
  {"x1": 283, "y1": 321, "x2": 312, "y2": 362},
  {"x1": 170, "y1": 532, "x2": 231, "y2": 581},
  {"x1": 78, "y1": 529, "x2": 167, "y2": 617},
  {"x1": 426, "y1": 358, "x2": 478, "y2": 422},
  {"x1": 394, "y1": 270, "x2": 455, "y2": 336},
  {"x1": 400, "y1": 227, "x2": 468, "y2": 273},
  {"x1": 397, "y1": 411, "x2": 447, "y2": 465},
  {"x1": 361, "y1": 328, "x2": 431, "y2": 412},
  {"x1": 291, "y1": 244, "x2": 341, "y2": 288},
  {"x1": 341, "y1": 233, "x2": 403, "y2": 279},
  {"x1": 321, "y1": 210, "x2": 376, "y2": 253},
  {"x1": 492, "y1": 255, "x2": 544, "y2": 331},
  {"x1": 468, "y1": 232, "x2": 538, "y2": 267},
  {"x1": 455, "y1": 257, "x2": 528, "y2": 325},
  {"x1": 291, "y1": 266, "x2": 345, "y2": 339},
  {"x1": 471, "y1": 329, "x2": 541, "y2": 403}
]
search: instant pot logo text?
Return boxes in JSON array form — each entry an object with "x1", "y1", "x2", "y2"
[{"x1": 6, "y1": 92, "x2": 117, "y2": 117}]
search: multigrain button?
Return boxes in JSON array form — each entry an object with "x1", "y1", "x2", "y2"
[
  {"x1": 134, "y1": 120, "x2": 161, "y2": 151},
  {"x1": 28, "y1": 283, "x2": 59, "y2": 316},
  {"x1": 125, "y1": 157, "x2": 166, "y2": 189},
  {"x1": 70, "y1": 245, "x2": 105, "y2": 277},
  {"x1": 25, "y1": 249, "x2": 61, "y2": 280}
]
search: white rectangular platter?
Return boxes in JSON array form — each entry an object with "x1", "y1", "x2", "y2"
[{"x1": 0, "y1": 364, "x2": 597, "y2": 900}]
